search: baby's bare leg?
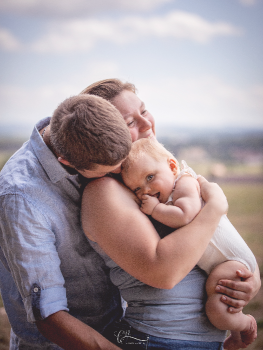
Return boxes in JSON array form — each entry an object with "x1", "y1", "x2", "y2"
[{"x1": 205, "y1": 261, "x2": 257, "y2": 350}]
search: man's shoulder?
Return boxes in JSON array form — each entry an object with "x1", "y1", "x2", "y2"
[{"x1": 0, "y1": 141, "x2": 42, "y2": 195}]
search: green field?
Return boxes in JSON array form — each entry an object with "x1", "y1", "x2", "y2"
[
  {"x1": 221, "y1": 183, "x2": 263, "y2": 272},
  {"x1": 0, "y1": 182, "x2": 262, "y2": 349},
  {"x1": 219, "y1": 182, "x2": 263, "y2": 350}
]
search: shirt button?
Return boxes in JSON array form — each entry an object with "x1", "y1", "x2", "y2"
[{"x1": 34, "y1": 287, "x2": 39, "y2": 293}]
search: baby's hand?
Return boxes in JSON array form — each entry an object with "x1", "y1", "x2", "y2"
[{"x1": 140, "y1": 194, "x2": 160, "y2": 215}]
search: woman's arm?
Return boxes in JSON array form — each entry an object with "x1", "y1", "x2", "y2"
[{"x1": 82, "y1": 176, "x2": 228, "y2": 289}]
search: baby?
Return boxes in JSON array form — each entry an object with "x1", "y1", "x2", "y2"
[{"x1": 121, "y1": 138, "x2": 257, "y2": 350}]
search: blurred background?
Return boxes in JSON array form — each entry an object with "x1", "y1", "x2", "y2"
[{"x1": 0, "y1": 0, "x2": 262, "y2": 349}]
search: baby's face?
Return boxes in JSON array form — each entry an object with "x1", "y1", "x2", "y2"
[{"x1": 122, "y1": 154, "x2": 177, "y2": 203}]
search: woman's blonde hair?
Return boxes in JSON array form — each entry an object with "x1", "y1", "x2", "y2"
[{"x1": 121, "y1": 138, "x2": 179, "y2": 175}]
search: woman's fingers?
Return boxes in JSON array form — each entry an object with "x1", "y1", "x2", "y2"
[
  {"x1": 220, "y1": 295, "x2": 244, "y2": 313},
  {"x1": 236, "y1": 268, "x2": 254, "y2": 280},
  {"x1": 197, "y1": 177, "x2": 228, "y2": 215},
  {"x1": 215, "y1": 267, "x2": 256, "y2": 313},
  {"x1": 196, "y1": 175, "x2": 208, "y2": 183}
]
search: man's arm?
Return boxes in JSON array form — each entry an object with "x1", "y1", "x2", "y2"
[
  {"x1": 36, "y1": 311, "x2": 121, "y2": 350},
  {"x1": 0, "y1": 195, "x2": 120, "y2": 349}
]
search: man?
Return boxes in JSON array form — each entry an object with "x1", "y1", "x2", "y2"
[{"x1": 0, "y1": 94, "x2": 131, "y2": 349}]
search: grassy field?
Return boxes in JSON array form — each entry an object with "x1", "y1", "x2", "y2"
[
  {"x1": 219, "y1": 182, "x2": 263, "y2": 350},
  {"x1": 0, "y1": 182, "x2": 262, "y2": 349}
]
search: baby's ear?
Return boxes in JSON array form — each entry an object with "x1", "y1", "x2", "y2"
[{"x1": 168, "y1": 158, "x2": 178, "y2": 175}]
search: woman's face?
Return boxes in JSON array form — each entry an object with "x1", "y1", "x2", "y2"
[{"x1": 111, "y1": 90, "x2": 156, "y2": 142}]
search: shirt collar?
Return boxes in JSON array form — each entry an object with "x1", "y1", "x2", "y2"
[{"x1": 30, "y1": 117, "x2": 80, "y2": 184}]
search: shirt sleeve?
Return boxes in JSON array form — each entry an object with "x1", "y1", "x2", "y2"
[{"x1": 0, "y1": 193, "x2": 69, "y2": 323}]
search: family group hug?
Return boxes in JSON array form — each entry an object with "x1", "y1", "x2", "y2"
[{"x1": 0, "y1": 79, "x2": 261, "y2": 350}]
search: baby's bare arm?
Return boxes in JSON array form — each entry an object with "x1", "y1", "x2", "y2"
[{"x1": 151, "y1": 176, "x2": 202, "y2": 228}]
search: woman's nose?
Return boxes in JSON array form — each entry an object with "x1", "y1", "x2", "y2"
[{"x1": 138, "y1": 116, "x2": 152, "y2": 132}]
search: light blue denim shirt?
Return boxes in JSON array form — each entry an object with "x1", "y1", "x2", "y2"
[{"x1": 0, "y1": 118, "x2": 122, "y2": 349}]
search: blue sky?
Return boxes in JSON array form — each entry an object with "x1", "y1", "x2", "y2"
[{"x1": 0, "y1": 0, "x2": 262, "y2": 137}]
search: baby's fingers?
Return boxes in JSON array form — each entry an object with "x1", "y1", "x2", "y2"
[{"x1": 141, "y1": 194, "x2": 150, "y2": 200}]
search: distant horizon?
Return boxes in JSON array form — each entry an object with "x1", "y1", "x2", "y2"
[{"x1": 1, "y1": 122, "x2": 263, "y2": 140}]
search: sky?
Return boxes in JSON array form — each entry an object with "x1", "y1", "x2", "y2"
[{"x1": 0, "y1": 0, "x2": 263, "y2": 138}]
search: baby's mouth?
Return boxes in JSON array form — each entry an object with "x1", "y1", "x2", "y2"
[{"x1": 153, "y1": 192, "x2": 160, "y2": 199}]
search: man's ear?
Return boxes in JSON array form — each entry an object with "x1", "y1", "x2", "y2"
[
  {"x1": 58, "y1": 157, "x2": 73, "y2": 168},
  {"x1": 169, "y1": 158, "x2": 178, "y2": 175}
]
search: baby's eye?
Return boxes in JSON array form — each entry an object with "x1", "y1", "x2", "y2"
[
  {"x1": 141, "y1": 109, "x2": 147, "y2": 116},
  {"x1": 134, "y1": 187, "x2": 140, "y2": 193},
  {"x1": 146, "y1": 175, "x2": 153, "y2": 182}
]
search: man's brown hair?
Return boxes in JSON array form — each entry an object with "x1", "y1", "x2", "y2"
[
  {"x1": 50, "y1": 94, "x2": 132, "y2": 171},
  {"x1": 80, "y1": 78, "x2": 136, "y2": 102}
]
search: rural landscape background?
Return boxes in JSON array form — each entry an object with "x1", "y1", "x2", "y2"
[
  {"x1": 0, "y1": 128, "x2": 262, "y2": 350},
  {"x1": 1, "y1": 0, "x2": 263, "y2": 348}
]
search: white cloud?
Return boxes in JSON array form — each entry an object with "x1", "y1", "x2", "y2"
[
  {"x1": 28, "y1": 11, "x2": 241, "y2": 53},
  {"x1": 137, "y1": 77, "x2": 263, "y2": 129},
  {"x1": 238, "y1": 0, "x2": 258, "y2": 6},
  {"x1": 0, "y1": 27, "x2": 21, "y2": 51},
  {"x1": 0, "y1": 0, "x2": 172, "y2": 18}
]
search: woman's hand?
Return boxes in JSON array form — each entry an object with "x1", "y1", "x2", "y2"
[
  {"x1": 197, "y1": 176, "x2": 228, "y2": 216},
  {"x1": 215, "y1": 266, "x2": 261, "y2": 313}
]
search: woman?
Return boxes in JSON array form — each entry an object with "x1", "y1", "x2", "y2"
[{"x1": 81, "y1": 79, "x2": 260, "y2": 349}]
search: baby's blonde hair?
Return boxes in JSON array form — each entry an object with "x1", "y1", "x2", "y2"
[{"x1": 121, "y1": 138, "x2": 179, "y2": 175}]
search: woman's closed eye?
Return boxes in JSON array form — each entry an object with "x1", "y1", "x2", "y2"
[{"x1": 126, "y1": 119, "x2": 135, "y2": 127}]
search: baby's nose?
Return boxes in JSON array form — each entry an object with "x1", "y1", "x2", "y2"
[{"x1": 144, "y1": 186, "x2": 151, "y2": 194}]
